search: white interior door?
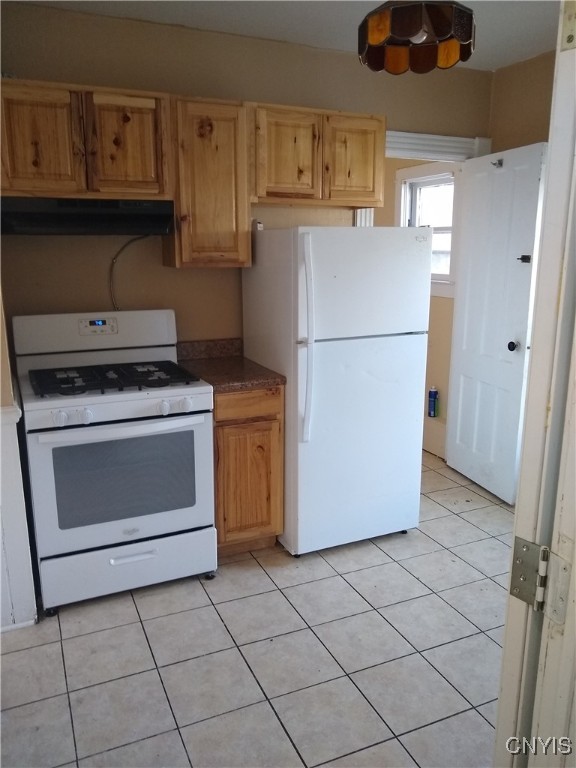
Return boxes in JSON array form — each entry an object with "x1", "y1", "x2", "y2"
[
  {"x1": 446, "y1": 143, "x2": 547, "y2": 504},
  {"x1": 494, "y1": 25, "x2": 575, "y2": 766},
  {"x1": 527, "y1": 323, "x2": 575, "y2": 767}
]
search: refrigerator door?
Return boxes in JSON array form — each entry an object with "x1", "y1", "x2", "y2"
[
  {"x1": 281, "y1": 333, "x2": 427, "y2": 555},
  {"x1": 298, "y1": 227, "x2": 431, "y2": 341}
]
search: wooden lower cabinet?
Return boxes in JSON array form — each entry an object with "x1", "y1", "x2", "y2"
[{"x1": 214, "y1": 387, "x2": 284, "y2": 553}]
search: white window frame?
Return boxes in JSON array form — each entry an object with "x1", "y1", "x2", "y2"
[{"x1": 395, "y1": 161, "x2": 461, "y2": 298}]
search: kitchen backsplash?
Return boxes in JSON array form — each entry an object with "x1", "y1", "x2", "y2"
[{"x1": 177, "y1": 338, "x2": 243, "y2": 360}]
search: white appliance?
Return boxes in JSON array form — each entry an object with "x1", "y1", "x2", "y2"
[
  {"x1": 13, "y1": 309, "x2": 216, "y2": 611},
  {"x1": 243, "y1": 227, "x2": 431, "y2": 555}
]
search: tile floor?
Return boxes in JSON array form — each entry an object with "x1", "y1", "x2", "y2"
[{"x1": 1, "y1": 452, "x2": 514, "y2": 768}]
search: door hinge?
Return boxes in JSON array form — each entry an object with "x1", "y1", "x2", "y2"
[{"x1": 510, "y1": 536, "x2": 571, "y2": 624}]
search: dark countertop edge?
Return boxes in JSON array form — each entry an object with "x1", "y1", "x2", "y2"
[{"x1": 178, "y1": 356, "x2": 286, "y2": 395}]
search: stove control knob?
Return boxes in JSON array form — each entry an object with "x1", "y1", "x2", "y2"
[
  {"x1": 81, "y1": 408, "x2": 94, "y2": 425},
  {"x1": 180, "y1": 397, "x2": 195, "y2": 413},
  {"x1": 159, "y1": 399, "x2": 171, "y2": 416},
  {"x1": 52, "y1": 409, "x2": 69, "y2": 428}
]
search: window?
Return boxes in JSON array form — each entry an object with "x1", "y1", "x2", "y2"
[
  {"x1": 396, "y1": 162, "x2": 460, "y2": 298},
  {"x1": 408, "y1": 178, "x2": 453, "y2": 276}
]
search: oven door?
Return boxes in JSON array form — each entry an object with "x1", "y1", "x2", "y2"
[{"x1": 26, "y1": 413, "x2": 214, "y2": 557}]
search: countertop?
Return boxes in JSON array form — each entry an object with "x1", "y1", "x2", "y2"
[{"x1": 178, "y1": 356, "x2": 286, "y2": 395}]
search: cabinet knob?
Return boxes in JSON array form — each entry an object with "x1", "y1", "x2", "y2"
[{"x1": 180, "y1": 214, "x2": 189, "y2": 223}]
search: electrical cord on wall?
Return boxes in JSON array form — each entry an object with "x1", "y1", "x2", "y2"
[{"x1": 108, "y1": 235, "x2": 150, "y2": 311}]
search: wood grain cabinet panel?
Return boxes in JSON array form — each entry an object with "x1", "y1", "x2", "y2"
[
  {"x1": 256, "y1": 107, "x2": 322, "y2": 199},
  {"x1": 253, "y1": 103, "x2": 385, "y2": 207},
  {"x1": 1, "y1": 84, "x2": 86, "y2": 193},
  {"x1": 323, "y1": 114, "x2": 385, "y2": 205},
  {"x1": 164, "y1": 100, "x2": 250, "y2": 267},
  {"x1": 214, "y1": 387, "x2": 283, "y2": 423},
  {"x1": 1, "y1": 80, "x2": 170, "y2": 198},
  {"x1": 216, "y1": 420, "x2": 282, "y2": 543},
  {"x1": 84, "y1": 92, "x2": 168, "y2": 194},
  {"x1": 214, "y1": 387, "x2": 284, "y2": 550}
]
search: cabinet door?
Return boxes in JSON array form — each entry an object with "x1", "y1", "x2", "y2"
[
  {"x1": 256, "y1": 107, "x2": 322, "y2": 199},
  {"x1": 172, "y1": 101, "x2": 250, "y2": 267},
  {"x1": 323, "y1": 114, "x2": 385, "y2": 205},
  {"x1": 215, "y1": 419, "x2": 283, "y2": 545},
  {"x1": 84, "y1": 92, "x2": 168, "y2": 195},
  {"x1": 1, "y1": 84, "x2": 86, "y2": 193}
]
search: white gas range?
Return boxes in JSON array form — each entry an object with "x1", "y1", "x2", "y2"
[{"x1": 13, "y1": 309, "x2": 217, "y2": 613}]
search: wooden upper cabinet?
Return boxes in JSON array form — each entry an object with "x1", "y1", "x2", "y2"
[
  {"x1": 254, "y1": 104, "x2": 385, "y2": 207},
  {"x1": 166, "y1": 100, "x2": 250, "y2": 268},
  {"x1": 84, "y1": 92, "x2": 168, "y2": 195},
  {"x1": 323, "y1": 114, "x2": 385, "y2": 205},
  {"x1": 256, "y1": 107, "x2": 322, "y2": 199},
  {"x1": 1, "y1": 84, "x2": 86, "y2": 193},
  {"x1": 1, "y1": 80, "x2": 170, "y2": 197}
]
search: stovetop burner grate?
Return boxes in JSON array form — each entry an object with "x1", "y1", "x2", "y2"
[{"x1": 29, "y1": 360, "x2": 199, "y2": 397}]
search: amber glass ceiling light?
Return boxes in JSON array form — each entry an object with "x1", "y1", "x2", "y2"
[{"x1": 358, "y1": 1, "x2": 475, "y2": 74}]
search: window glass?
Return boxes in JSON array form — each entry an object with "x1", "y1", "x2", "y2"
[
  {"x1": 431, "y1": 231, "x2": 451, "y2": 275},
  {"x1": 396, "y1": 162, "x2": 460, "y2": 297},
  {"x1": 414, "y1": 183, "x2": 454, "y2": 228},
  {"x1": 53, "y1": 432, "x2": 196, "y2": 528},
  {"x1": 405, "y1": 176, "x2": 455, "y2": 285}
]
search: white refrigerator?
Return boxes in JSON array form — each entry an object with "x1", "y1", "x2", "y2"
[{"x1": 242, "y1": 226, "x2": 432, "y2": 555}]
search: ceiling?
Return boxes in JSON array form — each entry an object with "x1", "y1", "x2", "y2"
[{"x1": 40, "y1": 1, "x2": 560, "y2": 72}]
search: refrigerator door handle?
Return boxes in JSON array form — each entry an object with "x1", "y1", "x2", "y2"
[
  {"x1": 302, "y1": 341, "x2": 314, "y2": 442},
  {"x1": 303, "y1": 233, "x2": 316, "y2": 345},
  {"x1": 302, "y1": 232, "x2": 315, "y2": 442}
]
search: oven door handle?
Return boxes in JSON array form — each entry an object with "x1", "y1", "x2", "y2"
[
  {"x1": 109, "y1": 549, "x2": 158, "y2": 566},
  {"x1": 36, "y1": 414, "x2": 208, "y2": 444}
]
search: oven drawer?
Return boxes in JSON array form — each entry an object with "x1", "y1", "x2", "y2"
[{"x1": 39, "y1": 527, "x2": 217, "y2": 608}]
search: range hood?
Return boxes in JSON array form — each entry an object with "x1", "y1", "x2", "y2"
[{"x1": 1, "y1": 197, "x2": 175, "y2": 236}]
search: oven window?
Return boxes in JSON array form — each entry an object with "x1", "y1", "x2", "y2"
[{"x1": 52, "y1": 431, "x2": 196, "y2": 529}]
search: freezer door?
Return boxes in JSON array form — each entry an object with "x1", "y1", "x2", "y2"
[
  {"x1": 298, "y1": 227, "x2": 431, "y2": 341},
  {"x1": 281, "y1": 333, "x2": 427, "y2": 555}
]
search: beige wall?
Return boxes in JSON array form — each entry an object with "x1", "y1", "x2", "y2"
[
  {"x1": 489, "y1": 52, "x2": 555, "y2": 152},
  {"x1": 1, "y1": 236, "x2": 243, "y2": 341},
  {"x1": 376, "y1": 158, "x2": 429, "y2": 228},
  {"x1": 0, "y1": 3, "x2": 555, "y2": 458},
  {"x1": 0, "y1": 1, "x2": 492, "y2": 346},
  {"x1": 1, "y1": 4, "x2": 492, "y2": 136},
  {"x1": 379, "y1": 158, "x2": 454, "y2": 457},
  {"x1": 423, "y1": 297, "x2": 454, "y2": 457}
]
